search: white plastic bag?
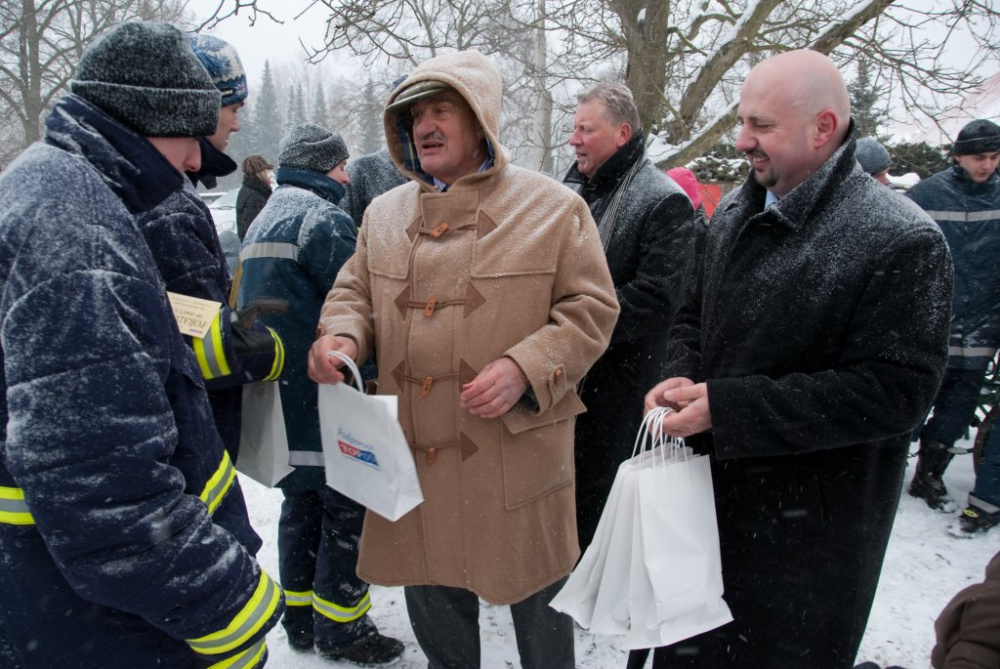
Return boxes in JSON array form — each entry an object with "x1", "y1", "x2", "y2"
[
  {"x1": 318, "y1": 352, "x2": 423, "y2": 521},
  {"x1": 236, "y1": 381, "x2": 295, "y2": 487}
]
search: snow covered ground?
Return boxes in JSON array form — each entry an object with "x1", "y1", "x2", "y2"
[{"x1": 240, "y1": 438, "x2": 1000, "y2": 669}]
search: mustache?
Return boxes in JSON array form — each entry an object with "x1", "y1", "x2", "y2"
[
  {"x1": 745, "y1": 149, "x2": 768, "y2": 159},
  {"x1": 418, "y1": 131, "x2": 445, "y2": 144}
]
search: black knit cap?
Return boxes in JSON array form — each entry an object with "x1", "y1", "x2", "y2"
[
  {"x1": 278, "y1": 124, "x2": 349, "y2": 174},
  {"x1": 953, "y1": 119, "x2": 1000, "y2": 156},
  {"x1": 70, "y1": 21, "x2": 220, "y2": 137}
]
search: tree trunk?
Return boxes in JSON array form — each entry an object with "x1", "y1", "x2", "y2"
[
  {"x1": 621, "y1": 0, "x2": 669, "y2": 134},
  {"x1": 531, "y1": 0, "x2": 554, "y2": 173}
]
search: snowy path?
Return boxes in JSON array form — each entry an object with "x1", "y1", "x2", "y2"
[{"x1": 240, "y1": 439, "x2": 1000, "y2": 668}]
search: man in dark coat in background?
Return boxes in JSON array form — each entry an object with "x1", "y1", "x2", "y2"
[
  {"x1": 635, "y1": 50, "x2": 952, "y2": 668},
  {"x1": 563, "y1": 81, "x2": 697, "y2": 551},
  {"x1": 0, "y1": 22, "x2": 283, "y2": 668},
  {"x1": 137, "y1": 34, "x2": 284, "y2": 464},
  {"x1": 906, "y1": 119, "x2": 1000, "y2": 525}
]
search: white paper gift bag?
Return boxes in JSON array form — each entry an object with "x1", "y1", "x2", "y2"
[
  {"x1": 318, "y1": 352, "x2": 423, "y2": 521},
  {"x1": 237, "y1": 381, "x2": 295, "y2": 487},
  {"x1": 552, "y1": 406, "x2": 732, "y2": 648}
]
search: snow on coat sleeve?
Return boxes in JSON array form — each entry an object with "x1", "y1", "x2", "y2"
[
  {"x1": 611, "y1": 188, "x2": 697, "y2": 345},
  {"x1": 297, "y1": 202, "x2": 358, "y2": 295},
  {"x1": 138, "y1": 187, "x2": 283, "y2": 389},
  {"x1": 707, "y1": 222, "x2": 953, "y2": 457},
  {"x1": 501, "y1": 196, "x2": 621, "y2": 412},
  {"x1": 3, "y1": 179, "x2": 280, "y2": 649}
]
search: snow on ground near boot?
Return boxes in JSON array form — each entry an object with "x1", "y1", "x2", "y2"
[{"x1": 240, "y1": 438, "x2": 1000, "y2": 668}]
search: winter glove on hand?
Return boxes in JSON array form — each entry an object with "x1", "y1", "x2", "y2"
[
  {"x1": 231, "y1": 322, "x2": 280, "y2": 358},
  {"x1": 231, "y1": 298, "x2": 288, "y2": 358}
]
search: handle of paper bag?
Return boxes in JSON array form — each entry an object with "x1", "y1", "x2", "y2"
[
  {"x1": 325, "y1": 350, "x2": 365, "y2": 393},
  {"x1": 631, "y1": 406, "x2": 687, "y2": 466}
]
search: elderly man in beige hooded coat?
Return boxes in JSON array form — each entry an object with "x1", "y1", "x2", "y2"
[{"x1": 308, "y1": 51, "x2": 619, "y2": 668}]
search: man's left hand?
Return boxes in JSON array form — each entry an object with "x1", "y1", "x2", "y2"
[
  {"x1": 659, "y1": 383, "x2": 712, "y2": 438},
  {"x1": 460, "y1": 357, "x2": 529, "y2": 419}
]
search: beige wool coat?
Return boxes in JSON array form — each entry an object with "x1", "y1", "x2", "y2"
[{"x1": 318, "y1": 51, "x2": 619, "y2": 605}]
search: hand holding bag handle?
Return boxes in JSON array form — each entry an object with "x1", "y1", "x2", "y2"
[
  {"x1": 318, "y1": 351, "x2": 424, "y2": 521},
  {"x1": 325, "y1": 350, "x2": 364, "y2": 393}
]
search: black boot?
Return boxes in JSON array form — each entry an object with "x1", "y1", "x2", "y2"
[
  {"x1": 317, "y1": 631, "x2": 405, "y2": 666},
  {"x1": 909, "y1": 438, "x2": 955, "y2": 511}
]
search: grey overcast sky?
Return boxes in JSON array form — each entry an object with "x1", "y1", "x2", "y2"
[{"x1": 200, "y1": 0, "x2": 332, "y2": 91}]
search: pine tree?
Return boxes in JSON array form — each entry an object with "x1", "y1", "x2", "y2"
[
  {"x1": 849, "y1": 58, "x2": 889, "y2": 140},
  {"x1": 358, "y1": 78, "x2": 385, "y2": 155},
  {"x1": 287, "y1": 83, "x2": 307, "y2": 132},
  {"x1": 251, "y1": 61, "x2": 283, "y2": 164},
  {"x1": 312, "y1": 80, "x2": 329, "y2": 130}
]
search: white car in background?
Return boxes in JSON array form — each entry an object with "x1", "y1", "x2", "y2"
[{"x1": 206, "y1": 189, "x2": 239, "y2": 235}]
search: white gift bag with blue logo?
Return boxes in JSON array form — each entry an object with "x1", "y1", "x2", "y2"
[{"x1": 318, "y1": 352, "x2": 423, "y2": 521}]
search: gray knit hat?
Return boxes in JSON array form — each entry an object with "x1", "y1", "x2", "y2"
[
  {"x1": 70, "y1": 21, "x2": 220, "y2": 137},
  {"x1": 855, "y1": 138, "x2": 892, "y2": 176},
  {"x1": 188, "y1": 34, "x2": 248, "y2": 107},
  {"x1": 953, "y1": 119, "x2": 1000, "y2": 156},
  {"x1": 278, "y1": 124, "x2": 349, "y2": 173}
]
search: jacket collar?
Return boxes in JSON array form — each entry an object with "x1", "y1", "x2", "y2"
[
  {"x1": 187, "y1": 137, "x2": 237, "y2": 190},
  {"x1": 724, "y1": 120, "x2": 860, "y2": 232},
  {"x1": 242, "y1": 174, "x2": 272, "y2": 193},
  {"x1": 45, "y1": 95, "x2": 183, "y2": 215},
  {"x1": 275, "y1": 166, "x2": 345, "y2": 205},
  {"x1": 564, "y1": 131, "x2": 646, "y2": 198}
]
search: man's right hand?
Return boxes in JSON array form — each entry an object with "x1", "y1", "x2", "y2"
[
  {"x1": 644, "y1": 376, "x2": 695, "y2": 413},
  {"x1": 308, "y1": 334, "x2": 358, "y2": 384}
]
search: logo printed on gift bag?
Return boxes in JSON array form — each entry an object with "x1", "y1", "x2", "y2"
[{"x1": 337, "y1": 427, "x2": 380, "y2": 469}]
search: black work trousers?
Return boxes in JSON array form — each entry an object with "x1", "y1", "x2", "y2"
[{"x1": 403, "y1": 577, "x2": 574, "y2": 669}]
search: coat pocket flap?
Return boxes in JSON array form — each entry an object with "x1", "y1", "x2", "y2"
[{"x1": 501, "y1": 391, "x2": 586, "y2": 435}]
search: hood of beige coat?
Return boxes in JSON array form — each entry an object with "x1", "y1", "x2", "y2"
[{"x1": 383, "y1": 50, "x2": 508, "y2": 189}]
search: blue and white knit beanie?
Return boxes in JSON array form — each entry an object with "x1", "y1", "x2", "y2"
[
  {"x1": 278, "y1": 124, "x2": 349, "y2": 174},
  {"x1": 188, "y1": 34, "x2": 248, "y2": 107},
  {"x1": 70, "y1": 21, "x2": 220, "y2": 137},
  {"x1": 953, "y1": 119, "x2": 1000, "y2": 156}
]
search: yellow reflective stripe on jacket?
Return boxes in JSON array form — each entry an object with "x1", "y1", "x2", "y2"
[
  {"x1": 284, "y1": 589, "x2": 312, "y2": 607},
  {"x1": 264, "y1": 327, "x2": 284, "y2": 382},
  {"x1": 193, "y1": 312, "x2": 231, "y2": 380},
  {"x1": 201, "y1": 451, "x2": 236, "y2": 516},
  {"x1": 0, "y1": 486, "x2": 34, "y2": 525},
  {"x1": 312, "y1": 591, "x2": 371, "y2": 623},
  {"x1": 188, "y1": 571, "x2": 281, "y2": 656},
  {"x1": 207, "y1": 639, "x2": 266, "y2": 669}
]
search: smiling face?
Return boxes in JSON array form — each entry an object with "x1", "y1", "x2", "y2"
[
  {"x1": 955, "y1": 151, "x2": 1000, "y2": 183},
  {"x1": 569, "y1": 99, "x2": 631, "y2": 179},
  {"x1": 734, "y1": 83, "x2": 817, "y2": 199},
  {"x1": 408, "y1": 90, "x2": 487, "y2": 186},
  {"x1": 734, "y1": 51, "x2": 850, "y2": 199}
]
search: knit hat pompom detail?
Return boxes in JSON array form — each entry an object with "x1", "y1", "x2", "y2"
[
  {"x1": 278, "y1": 124, "x2": 349, "y2": 174},
  {"x1": 70, "y1": 21, "x2": 220, "y2": 137},
  {"x1": 188, "y1": 33, "x2": 248, "y2": 107}
]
